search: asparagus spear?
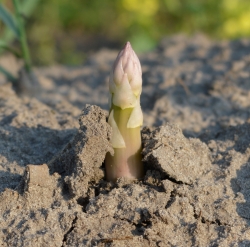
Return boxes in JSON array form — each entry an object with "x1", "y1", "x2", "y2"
[{"x1": 105, "y1": 42, "x2": 144, "y2": 182}]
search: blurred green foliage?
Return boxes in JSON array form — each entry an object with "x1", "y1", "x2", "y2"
[{"x1": 1, "y1": 0, "x2": 250, "y2": 65}]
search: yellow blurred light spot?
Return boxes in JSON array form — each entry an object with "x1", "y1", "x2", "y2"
[
  {"x1": 223, "y1": 19, "x2": 239, "y2": 37},
  {"x1": 122, "y1": 0, "x2": 159, "y2": 16},
  {"x1": 223, "y1": 11, "x2": 250, "y2": 37},
  {"x1": 238, "y1": 12, "x2": 250, "y2": 34},
  {"x1": 222, "y1": 0, "x2": 239, "y2": 12}
]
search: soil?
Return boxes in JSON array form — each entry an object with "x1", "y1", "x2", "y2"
[{"x1": 1, "y1": 34, "x2": 250, "y2": 246}]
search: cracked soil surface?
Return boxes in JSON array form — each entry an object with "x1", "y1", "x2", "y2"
[{"x1": 0, "y1": 34, "x2": 250, "y2": 246}]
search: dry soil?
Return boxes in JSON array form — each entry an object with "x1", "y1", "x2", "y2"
[{"x1": 0, "y1": 34, "x2": 250, "y2": 246}]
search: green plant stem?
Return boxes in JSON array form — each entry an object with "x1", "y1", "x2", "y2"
[
  {"x1": 0, "y1": 44, "x2": 22, "y2": 58},
  {"x1": 13, "y1": 0, "x2": 31, "y2": 72},
  {"x1": 105, "y1": 104, "x2": 144, "y2": 181},
  {"x1": 0, "y1": 65, "x2": 17, "y2": 83}
]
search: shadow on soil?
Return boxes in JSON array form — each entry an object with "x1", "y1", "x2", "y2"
[
  {"x1": 0, "y1": 123, "x2": 76, "y2": 192},
  {"x1": 231, "y1": 162, "x2": 250, "y2": 227}
]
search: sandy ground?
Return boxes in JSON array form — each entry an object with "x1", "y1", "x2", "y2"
[{"x1": 0, "y1": 34, "x2": 250, "y2": 246}]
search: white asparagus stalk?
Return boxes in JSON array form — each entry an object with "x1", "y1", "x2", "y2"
[{"x1": 105, "y1": 42, "x2": 144, "y2": 181}]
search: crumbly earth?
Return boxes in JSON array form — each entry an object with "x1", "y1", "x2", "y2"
[{"x1": 1, "y1": 34, "x2": 250, "y2": 246}]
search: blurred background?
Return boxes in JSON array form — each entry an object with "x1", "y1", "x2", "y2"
[{"x1": 1, "y1": 0, "x2": 250, "y2": 66}]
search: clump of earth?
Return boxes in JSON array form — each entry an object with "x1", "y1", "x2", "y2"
[{"x1": 0, "y1": 34, "x2": 250, "y2": 246}]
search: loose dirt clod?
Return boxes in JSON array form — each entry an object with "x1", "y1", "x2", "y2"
[
  {"x1": 142, "y1": 124, "x2": 212, "y2": 184},
  {"x1": 22, "y1": 164, "x2": 51, "y2": 191},
  {"x1": 50, "y1": 104, "x2": 113, "y2": 199}
]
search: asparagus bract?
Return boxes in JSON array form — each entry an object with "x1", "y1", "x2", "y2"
[{"x1": 105, "y1": 42, "x2": 144, "y2": 181}]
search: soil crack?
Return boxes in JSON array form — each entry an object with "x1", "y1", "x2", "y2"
[
  {"x1": 61, "y1": 215, "x2": 78, "y2": 246},
  {"x1": 194, "y1": 209, "x2": 228, "y2": 226},
  {"x1": 100, "y1": 236, "x2": 133, "y2": 243},
  {"x1": 165, "y1": 188, "x2": 177, "y2": 209},
  {"x1": 161, "y1": 173, "x2": 186, "y2": 185}
]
